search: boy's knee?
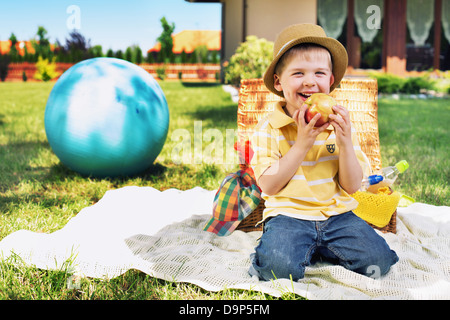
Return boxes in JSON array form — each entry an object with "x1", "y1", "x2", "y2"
[
  {"x1": 370, "y1": 250, "x2": 399, "y2": 276},
  {"x1": 353, "y1": 248, "x2": 399, "y2": 277},
  {"x1": 250, "y1": 244, "x2": 307, "y2": 281},
  {"x1": 251, "y1": 253, "x2": 306, "y2": 281}
]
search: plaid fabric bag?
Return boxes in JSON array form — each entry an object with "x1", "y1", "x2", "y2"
[{"x1": 203, "y1": 170, "x2": 261, "y2": 236}]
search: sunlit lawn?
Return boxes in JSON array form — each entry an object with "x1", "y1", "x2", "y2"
[
  {"x1": 377, "y1": 97, "x2": 449, "y2": 206},
  {"x1": 0, "y1": 80, "x2": 448, "y2": 299}
]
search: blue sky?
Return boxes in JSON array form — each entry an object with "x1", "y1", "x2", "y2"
[{"x1": 0, "y1": 0, "x2": 222, "y2": 52}]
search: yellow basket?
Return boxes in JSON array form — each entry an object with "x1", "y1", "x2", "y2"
[{"x1": 352, "y1": 188, "x2": 401, "y2": 228}]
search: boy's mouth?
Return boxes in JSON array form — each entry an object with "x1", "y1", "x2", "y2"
[{"x1": 298, "y1": 92, "x2": 316, "y2": 100}]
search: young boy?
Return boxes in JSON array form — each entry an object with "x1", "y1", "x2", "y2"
[{"x1": 249, "y1": 24, "x2": 398, "y2": 281}]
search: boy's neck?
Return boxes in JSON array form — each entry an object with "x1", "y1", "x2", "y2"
[
  {"x1": 282, "y1": 105, "x2": 292, "y2": 117},
  {"x1": 283, "y1": 103, "x2": 298, "y2": 118}
]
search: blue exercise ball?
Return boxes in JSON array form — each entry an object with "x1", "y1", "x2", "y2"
[{"x1": 44, "y1": 57, "x2": 169, "y2": 178}]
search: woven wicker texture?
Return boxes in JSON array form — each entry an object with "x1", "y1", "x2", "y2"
[
  {"x1": 237, "y1": 77, "x2": 382, "y2": 172},
  {"x1": 236, "y1": 78, "x2": 398, "y2": 233}
]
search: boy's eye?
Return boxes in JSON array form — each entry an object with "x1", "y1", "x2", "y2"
[{"x1": 316, "y1": 71, "x2": 325, "y2": 75}]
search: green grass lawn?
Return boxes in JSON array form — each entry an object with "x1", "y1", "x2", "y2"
[
  {"x1": 377, "y1": 97, "x2": 449, "y2": 206},
  {"x1": 0, "y1": 81, "x2": 448, "y2": 300}
]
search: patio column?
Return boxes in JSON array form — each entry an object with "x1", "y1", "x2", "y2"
[
  {"x1": 346, "y1": 0, "x2": 360, "y2": 69},
  {"x1": 382, "y1": 0, "x2": 407, "y2": 76},
  {"x1": 433, "y1": 0, "x2": 442, "y2": 70}
]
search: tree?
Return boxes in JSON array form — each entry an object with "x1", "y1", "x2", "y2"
[
  {"x1": 157, "y1": 17, "x2": 175, "y2": 63},
  {"x1": 180, "y1": 49, "x2": 187, "y2": 63},
  {"x1": 34, "y1": 26, "x2": 52, "y2": 59},
  {"x1": 37, "y1": 26, "x2": 50, "y2": 47},
  {"x1": 89, "y1": 45, "x2": 104, "y2": 58},
  {"x1": 192, "y1": 45, "x2": 208, "y2": 63},
  {"x1": 115, "y1": 50, "x2": 124, "y2": 60},
  {"x1": 134, "y1": 46, "x2": 143, "y2": 64},
  {"x1": 0, "y1": 54, "x2": 10, "y2": 81},
  {"x1": 106, "y1": 49, "x2": 115, "y2": 58},
  {"x1": 8, "y1": 33, "x2": 20, "y2": 62},
  {"x1": 64, "y1": 30, "x2": 92, "y2": 62},
  {"x1": 125, "y1": 47, "x2": 133, "y2": 62},
  {"x1": 146, "y1": 51, "x2": 154, "y2": 63},
  {"x1": 124, "y1": 45, "x2": 143, "y2": 63}
]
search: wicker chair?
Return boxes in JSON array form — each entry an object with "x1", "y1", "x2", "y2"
[{"x1": 235, "y1": 78, "x2": 397, "y2": 234}]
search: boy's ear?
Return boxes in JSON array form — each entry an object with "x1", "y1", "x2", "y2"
[
  {"x1": 329, "y1": 74, "x2": 335, "y2": 88},
  {"x1": 273, "y1": 74, "x2": 282, "y2": 92}
]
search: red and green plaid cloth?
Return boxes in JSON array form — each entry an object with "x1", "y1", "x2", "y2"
[{"x1": 203, "y1": 169, "x2": 261, "y2": 236}]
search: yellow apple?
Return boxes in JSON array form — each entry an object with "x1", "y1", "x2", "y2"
[{"x1": 304, "y1": 93, "x2": 337, "y2": 127}]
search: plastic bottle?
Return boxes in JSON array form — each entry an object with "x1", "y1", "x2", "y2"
[
  {"x1": 379, "y1": 160, "x2": 409, "y2": 185},
  {"x1": 367, "y1": 160, "x2": 409, "y2": 193},
  {"x1": 361, "y1": 174, "x2": 384, "y2": 191}
]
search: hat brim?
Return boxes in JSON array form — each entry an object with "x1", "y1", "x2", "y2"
[{"x1": 264, "y1": 36, "x2": 348, "y2": 97}]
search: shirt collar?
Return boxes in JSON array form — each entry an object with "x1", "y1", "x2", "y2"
[{"x1": 268, "y1": 101, "x2": 295, "y2": 129}]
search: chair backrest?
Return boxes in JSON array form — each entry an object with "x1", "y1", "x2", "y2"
[{"x1": 237, "y1": 78, "x2": 381, "y2": 172}]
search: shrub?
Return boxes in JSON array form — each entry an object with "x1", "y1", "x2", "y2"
[
  {"x1": 369, "y1": 72, "x2": 436, "y2": 94},
  {"x1": 431, "y1": 70, "x2": 450, "y2": 94},
  {"x1": 34, "y1": 56, "x2": 60, "y2": 81},
  {"x1": 369, "y1": 72, "x2": 404, "y2": 94},
  {"x1": 156, "y1": 64, "x2": 167, "y2": 80},
  {"x1": 402, "y1": 76, "x2": 435, "y2": 94},
  {"x1": 224, "y1": 36, "x2": 273, "y2": 86}
]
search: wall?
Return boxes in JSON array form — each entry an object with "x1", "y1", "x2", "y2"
[
  {"x1": 222, "y1": 0, "x2": 245, "y2": 62},
  {"x1": 3, "y1": 63, "x2": 221, "y2": 82},
  {"x1": 221, "y1": 0, "x2": 317, "y2": 62},
  {"x1": 246, "y1": 0, "x2": 317, "y2": 42}
]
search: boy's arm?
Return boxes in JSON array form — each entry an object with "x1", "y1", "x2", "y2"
[
  {"x1": 329, "y1": 105, "x2": 363, "y2": 194},
  {"x1": 258, "y1": 105, "x2": 328, "y2": 196},
  {"x1": 338, "y1": 143, "x2": 363, "y2": 194},
  {"x1": 258, "y1": 143, "x2": 307, "y2": 196}
]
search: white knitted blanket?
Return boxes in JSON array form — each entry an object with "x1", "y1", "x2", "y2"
[{"x1": 1, "y1": 186, "x2": 449, "y2": 299}]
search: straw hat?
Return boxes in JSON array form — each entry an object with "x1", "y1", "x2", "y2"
[{"x1": 264, "y1": 24, "x2": 348, "y2": 97}]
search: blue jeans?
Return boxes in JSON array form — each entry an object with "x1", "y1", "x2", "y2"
[{"x1": 249, "y1": 212, "x2": 399, "y2": 281}]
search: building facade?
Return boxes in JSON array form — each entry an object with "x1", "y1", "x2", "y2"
[{"x1": 187, "y1": 0, "x2": 450, "y2": 75}]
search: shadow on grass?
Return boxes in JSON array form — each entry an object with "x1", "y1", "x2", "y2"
[
  {"x1": 0, "y1": 134, "x2": 223, "y2": 216},
  {"x1": 2, "y1": 139, "x2": 169, "y2": 182},
  {"x1": 0, "y1": 190, "x2": 89, "y2": 214},
  {"x1": 181, "y1": 82, "x2": 222, "y2": 88},
  {"x1": 0, "y1": 140, "x2": 51, "y2": 190},
  {"x1": 0, "y1": 160, "x2": 171, "y2": 213},
  {"x1": 46, "y1": 161, "x2": 170, "y2": 184},
  {"x1": 0, "y1": 137, "x2": 172, "y2": 207}
]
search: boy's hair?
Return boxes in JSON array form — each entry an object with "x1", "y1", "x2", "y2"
[{"x1": 274, "y1": 43, "x2": 333, "y2": 76}]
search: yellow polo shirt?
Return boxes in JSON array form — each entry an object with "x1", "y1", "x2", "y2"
[{"x1": 251, "y1": 101, "x2": 370, "y2": 221}]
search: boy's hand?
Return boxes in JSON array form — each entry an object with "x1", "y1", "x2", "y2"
[
  {"x1": 292, "y1": 104, "x2": 329, "y2": 152},
  {"x1": 329, "y1": 105, "x2": 363, "y2": 194},
  {"x1": 329, "y1": 105, "x2": 353, "y2": 149}
]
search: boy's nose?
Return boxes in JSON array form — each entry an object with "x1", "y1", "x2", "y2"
[{"x1": 303, "y1": 77, "x2": 316, "y2": 87}]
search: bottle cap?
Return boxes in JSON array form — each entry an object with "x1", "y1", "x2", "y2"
[
  {"x1": 368, "y1": 174, "x2": 383, "y2": 185},
  {"x1": 395, "y1": 160, "x2": 409, "y2": 173}
]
